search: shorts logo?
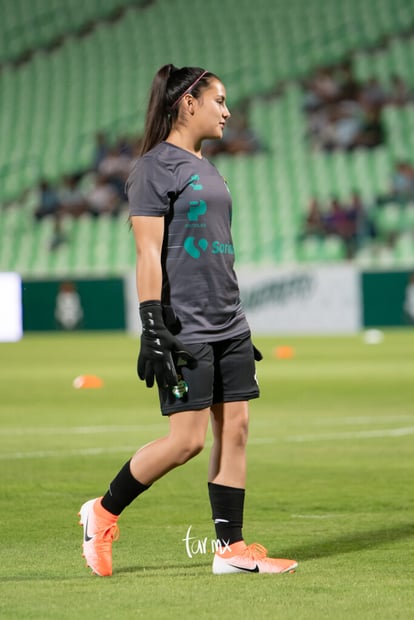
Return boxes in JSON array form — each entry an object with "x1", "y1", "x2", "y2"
[{"x1": 184, "y1": 237, "x2": 209, "y2": 259}]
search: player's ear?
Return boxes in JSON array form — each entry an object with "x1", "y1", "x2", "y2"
[{"x1": 183, "y1": 94, "x2": 195, "y2": 114}]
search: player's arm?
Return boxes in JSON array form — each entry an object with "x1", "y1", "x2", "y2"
[
  {"x1": 131, "y1": 215, "x2": 164, "y2": 302},
  {"x1": 131, "y1": 214, "x2": 196, "y2": 389}
]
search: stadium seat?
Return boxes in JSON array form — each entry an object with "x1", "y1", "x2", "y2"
[
  {"x1": 298, "y1": 237, "x2": 324, "y2": 263},
  {"x1": 401, "y1": 204, "x2": 414, "y2": 231},
  {"x1": 0, "y1": 0, "x2": 149, "y2": 64},
  {"x1": 322, "y1": 236, "x2": 347, "y2": 261},
  {"x1": 375, "y1": 203, "x2": 403, "y2": 238},
  {"x1": 2, "y1": 0, "x2": 414, "y2": 275},
  {"x1": 394, "y1": 232, "x2": 414, "y2": 265}
]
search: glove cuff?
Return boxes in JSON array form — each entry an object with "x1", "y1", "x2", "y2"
[
  {"x1": 139, "y1": 300, "x2": 162, "y2": 310},
  {"x1": 139, "y1": 300, "x2": 165, "y2": 329},
  {"x1": 139, "y1": 301, "x2": 162, "y2": 319}
]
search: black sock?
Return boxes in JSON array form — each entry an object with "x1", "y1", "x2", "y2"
[
  {"x1": 101, "y1": 460, "x2": 150, "y2": 516},
  {"x1": 208, "y1": 482, "x2": 245, "y2": 546}
]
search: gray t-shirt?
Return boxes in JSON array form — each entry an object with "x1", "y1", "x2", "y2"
[{"x1": 127, "y1": 141, "x2": 250, "y2": 343}]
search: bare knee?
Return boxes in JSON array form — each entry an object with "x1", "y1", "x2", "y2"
[
  {"x1": 212, "y1": 403, "x2": 249, "y2": 439},
  {"x1": 214, "y1": 408, "x2": 249, "y2": 448},
  {"x1": 167, "y1": 408, "x2": 210, "y2": 467},
  {"x1": 230, "y1": 418, "x2": 249, "y2": 448},
  {"x1": 173, "y1": 437, "x2": 205, "y2": 466}
]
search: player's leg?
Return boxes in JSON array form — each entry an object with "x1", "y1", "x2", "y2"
[
  {"x1": 207, "y1": 400, "x2": 248, "y2": 556},
  {"x1": 206, "y1": 333, "x2": 254, "y2": 567},
  {"x1": 128, "y1": 343, "x2": 216, "y2": 484},
  {"x1": 209, "y1": 400, "x2": 249, "y2": 488},
  {"x1": 207, "y1": 333, "x2": 257, "y2": 550},
  {"x1": 129, "y1": 407, "x2": 210, "y2": 484},
  {"x1": 79, "y1": 408, "x2": 210, "y2": 576},
  {"x1": 207, "y1": 334, "x2": 298, "y2": 574},
  {"x1": 208, "y1": 401, "x2": 297, "y2": 574},
  {"x1": 79, "y1": 342, "x2": 215, "y2": 576}
]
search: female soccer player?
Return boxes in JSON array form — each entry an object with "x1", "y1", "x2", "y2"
[{"x1": 79, "y1": 64, "x2": 297, "y2": 576}]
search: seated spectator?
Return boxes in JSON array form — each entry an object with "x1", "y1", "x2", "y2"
[
  {"x1": 337, "y1": 61, "x2": 361, "y2": 101},
  {"x1": 303, "y1": 198, "x2": 326, "y2": 237},
  {"x1": 377, "y1": 161, "x2": 414, "y2": 206},
  {"x1": 359, "y1": 77, "x2": 386, "y2": 109},
  {"x1": 302, "y1": 191, "x2": 378, "y2": 258},
  {"x1": 310, "y1": 101, "x2": 363, "y2": 151},
  {"x1": 34, "y1": 180, "x2": 61, "y2": 221},
  {"x1": 98, "y1": 145, "x2": 132, "y2": 199},
  {"x1": 354, "y1": 105, "x2": 385, "y2": 149},
  {"x1": 387, "y1": 74, "x2": 412, "y2": 107},
  {"x1": 86, "y1": 174, "x2": 121, "y2": 217},
  {"x1": 203, "y1": 110, "x2": 263, "y2": 157},
  {"x1": 59, "y1": 175, "x2": 89, "y2": 217},
  {"x1": 223, "y1": 112, "x2": 263, "y2": 155},
  {"x1": 392, "y1": 161, "x2": 414, "y2": 199},
  {"x1": 302, "y1": 58, "x2": 392, "y2": 153},
  {"x1": 92, "y1": 132, "x2": 110, "y2": 171},
  {"x1": 312, "y1": 66, "x2": 340, "y2": 106},
  {"x1": 345, "y1": 191, "x2": 377, "y2": 250},
  {"x1": 33, "y1": 180, "x2": 66, "y2": 250},
  {"x1": 323, "y1": 197, "x2": 351, "y2": 239},
  {"x1": 331, "y1": 100, "x2": 363, "y2": 150},
  {"x1": 116, "y1": 135, "x2": 135, "y2": 159},
  {"x1": 323, "y1": 196, "x2": 358, "y2": 258}
]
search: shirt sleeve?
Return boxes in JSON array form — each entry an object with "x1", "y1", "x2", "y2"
[{"x1": 127, "y1": 155, "x2": 175, "y2": 217}]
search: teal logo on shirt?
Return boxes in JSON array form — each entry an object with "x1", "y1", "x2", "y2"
[
  {"x1": 184, "y1": 237, "x2": 209, "y2": 259},
  {"x1": 212, "y1": 241, "x2": 234, "y2": 255},
  {"x1": 189, "y1": 175, "x2": 203, "y2": 191},
  {"x1": 184, "y1": 237, "x2": 234, "y2": 259},
  {"x1": 187, "y1": 200, "x2": 207, "y2": 222}
]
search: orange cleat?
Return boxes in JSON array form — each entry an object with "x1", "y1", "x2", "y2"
[
  {"x1": 212, "y1": 541, "x2": 298, "y2": 575},
  {"x1": 78, "y1": 497, "x2": 119, "y2": 576}
]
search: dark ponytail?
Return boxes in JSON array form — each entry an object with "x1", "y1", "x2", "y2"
[{"x1": 139, "y1": 64, "x2": 218, "y2": 156}]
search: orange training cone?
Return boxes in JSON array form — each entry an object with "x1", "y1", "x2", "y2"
[
  {"x1": 73, "y1": 375, "x2": 104, "y2": 389},
  {"x1": 273, "y1": 345, "x2": 295, "y2": 360}
]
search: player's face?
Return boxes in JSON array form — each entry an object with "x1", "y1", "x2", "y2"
[{"x1": 194, "y1": 79, "x2": 231, "y2": 140}]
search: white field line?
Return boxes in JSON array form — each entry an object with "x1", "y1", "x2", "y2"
[
  {"x1": 312, "y1": 415, "x2": 414, "y2": 426},
  {"x1": 0, "y1": 437, "x2": 276, "y2": 460},
  {"x1": 0, "y1": 445, "x2": 138, "y2": 460},
  {"x1": 287, "y1": 426, "x2": 414, "y2": 442},
  {"x1": 0, "y1": 424, "x2": 165, "y2": 436},
  {"x1": 3, "y1": 415, "x2": 414, "y2": 437},
  {"x1": 1, "y1": 427, "x2": 414, "y2": 460},
  {"x1": 291, "y1": 514, "x2": 337, "y2": 520}
]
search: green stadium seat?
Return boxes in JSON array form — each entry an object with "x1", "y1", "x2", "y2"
[
  {"x1": 394, "y1": 232, "x2": 414, "y2": 265},
  {"x1": 401, "y1": 204, "x2": 414, "y2": 231},
  {"x1": 376, "y1": 244, "x2": 397, "y2": 267},
  {"x1": 322, "y1": 236, "x2": 347, "y2": 261},
  {"x1": 375, "y1": 203, "x2": 403, "y2": 238},
  {"x1": 354, "y1": 243, "x2": 376, "y2": 268},
  {"x1": 2, "y1": 0, "x2": 414, "y2": 276},
  {"x1": 298, "y1": 237, "x2": 323, "y2": 263}
]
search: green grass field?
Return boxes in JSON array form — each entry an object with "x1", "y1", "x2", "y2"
[{"x1": 1, "y1": 330, "x2": 414, "y2": 619}]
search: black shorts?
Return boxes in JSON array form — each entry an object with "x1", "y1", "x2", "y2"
[{"x1": 158, "y1": 331, "x2": 260, "y2": 415}]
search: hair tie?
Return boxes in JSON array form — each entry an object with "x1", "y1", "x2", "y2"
[{"x1": 171, "y1": 70, "x2": 209, "y2": 109}]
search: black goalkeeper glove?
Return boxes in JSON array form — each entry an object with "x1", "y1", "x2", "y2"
[{"x1": 138, "y1": 301, "x2": 197, "y2": 389}]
